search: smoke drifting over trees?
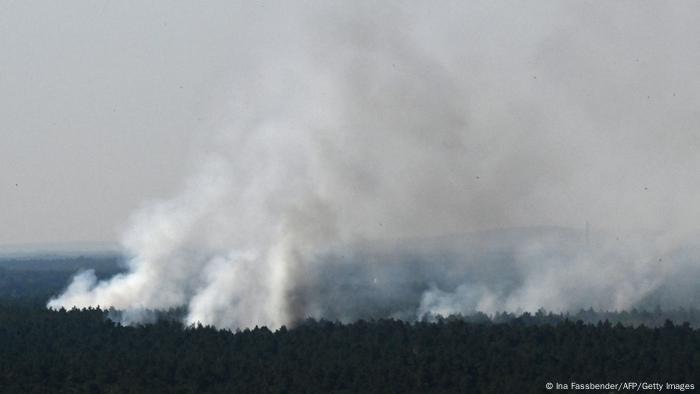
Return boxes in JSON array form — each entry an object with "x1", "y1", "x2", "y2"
[{"x1": 49, "y1": 1, "x2": 700, "y2": 329}]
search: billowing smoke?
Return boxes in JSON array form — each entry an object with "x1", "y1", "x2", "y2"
[{"x1": 49, "y1": 2, "x2": 700, "y2": 328}]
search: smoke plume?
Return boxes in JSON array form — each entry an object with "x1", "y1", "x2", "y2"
[{"x1": 49, "y1": 1, "x2": 700, "y2": 328}]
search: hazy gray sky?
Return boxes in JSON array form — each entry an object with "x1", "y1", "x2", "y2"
[
  {"x1": 3, "y1": 1, "x2": 700, "y2": 249},
  {"x1": 1, "y1": 1, "x2": 257, "y2": 246}
]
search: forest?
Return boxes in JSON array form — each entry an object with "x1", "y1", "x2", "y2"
[{"x1": 1, "y1": 256, "x2": 699, "y2": 393}]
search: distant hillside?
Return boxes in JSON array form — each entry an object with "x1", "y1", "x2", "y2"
[
  {"x1": 0, "y1": 242, "x2": 120, "y2": 259},
  {"x1": 0, "y1": 254, "x2": 123, "y2": 273},
  {"x1": 0, "y1": 254, "x2": 125, "y2": 300}
]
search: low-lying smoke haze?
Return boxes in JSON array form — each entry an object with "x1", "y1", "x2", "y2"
[{"x1": 48, "y1": 1, "x2": 700, "y2": 329}]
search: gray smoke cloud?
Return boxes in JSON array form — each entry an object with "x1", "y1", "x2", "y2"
[{"x1": 49, "y1": 1, "x2": 700, "y2": 328}]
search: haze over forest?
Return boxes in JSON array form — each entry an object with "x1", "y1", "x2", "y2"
[{"x1": 3, "y1": 1, "x2": 700, "y2": 329}]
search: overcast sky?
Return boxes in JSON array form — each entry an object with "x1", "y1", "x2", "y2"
[
  {"x1": 0, "y1": 1, "x2": 259, "y2": 246},
  {"x1": 2, "y1": 1, "x2": 700, "y2": 248}
]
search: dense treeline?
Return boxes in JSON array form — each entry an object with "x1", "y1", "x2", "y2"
[
  {"x1": 428, "y1": 307, "x2": 700, "y2": 328},
  {"x1": 2, "y1": 257, "x2": 699, "y2": 392},
  {"x1": 1, "y1": 301, "x2": 699, "y2": 393}
]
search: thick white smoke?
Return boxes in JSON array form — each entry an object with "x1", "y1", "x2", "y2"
[{"x1": 49, "y1": 1, "x2": 700, "y2": 328}]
